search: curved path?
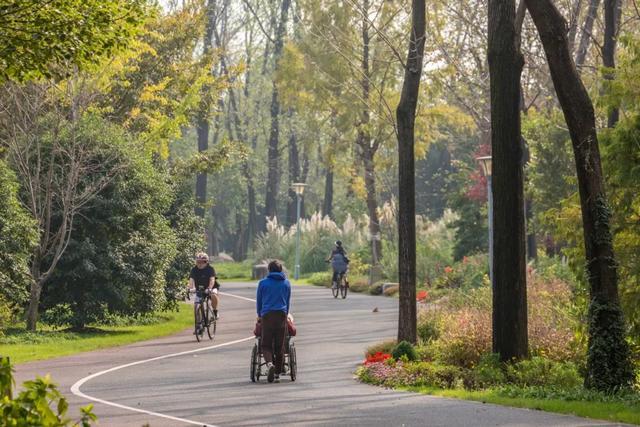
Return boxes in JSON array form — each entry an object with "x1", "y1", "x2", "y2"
[{"x1": 15, "y1": 282, "x2": 624, "y2": 426}]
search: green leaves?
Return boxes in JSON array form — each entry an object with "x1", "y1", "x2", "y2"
[
  {"x1": 0, "y1": 356, "x2": 97, "y2": 425},
  {"x1": 0, "y1": 0, "x2": 146, "y2": 82}
]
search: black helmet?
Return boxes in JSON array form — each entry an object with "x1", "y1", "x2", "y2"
[{"x1": 335, "y1": 240, "x2": 342, "y2": 247}]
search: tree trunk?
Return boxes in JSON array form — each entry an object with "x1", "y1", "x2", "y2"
[
  {"x1": 525, "y1": 0, "x2": 633, "y2": 390},
  {"x1": 488, "y1": 0, "x2": 528, "y2": 361},
  {"x1": 574, "y1": 0, "x2": 601, "y2": 69},
  {"x1": 526, "y1": 198, "x2": 538, "y2": 259},
  {"x1": 210, "y1": 206, "x2": 220, "y2": 256},
  {"x1": 568, "y1": 0, "x2": 583, "y2": 51},
  {"x1": 26, "y1": 261, "x2": 41, "y2": 331},
  {"x1": 603, "y1": 0, "x2": 620, "y2": 127},
  {"x1": 396, "y1": 0, "x2": 426, "y2": 345},
  {"x1": 362, "y1": 146, "x2": 382, "y2": 263},
  {"x1": 357, "y1": 0, "x2": 382, "y2": 264},
  {"x1": 195, "y1": 0, "x2": 216, "y2": 219},
  {"x1": 286, "y1": 114, "x2": 301, "y2": 226},
  {"x1": 323, "y1": 168, "x2": 334, "y2": 218},
  {"x1": 264, "y1": 0, "x2": 291, "y2": 222}
]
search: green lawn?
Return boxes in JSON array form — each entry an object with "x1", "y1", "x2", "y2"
[
  {"x1": 1, "y1": 303, "x2": 193, "y2": 364},
  {"x1": 403, "y1": 386, "x2": 640, "y2": 425},
  {"x1": 214, "y1": 261, "x2": 253, "y2": 281}
]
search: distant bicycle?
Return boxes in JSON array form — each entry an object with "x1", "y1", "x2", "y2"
[
  {"x1": 189, "y1": 287, "x2": 216, "y2": 342},
  {"x1": 331, "y1": 271, "x2": 348, "y2": 299}
]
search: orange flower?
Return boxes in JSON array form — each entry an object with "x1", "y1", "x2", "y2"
[
  {"x1": 444, "y1": 266, "x2": 453, "y2": 274},
  {"x1": 416, "y1": 290, "x2": 429, "y2": 302}
]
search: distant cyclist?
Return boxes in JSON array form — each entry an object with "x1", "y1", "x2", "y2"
[
  {"x1": 326, "y1": 241, "x2": 349, "y2": 289},
  {"x1": 188, "y1": 252, "x2": 220, "y2": 320}
]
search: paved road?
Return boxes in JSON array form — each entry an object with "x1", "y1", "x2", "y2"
[{"x1": 15, "y1": 282, "x2": 625, "y2": 426}]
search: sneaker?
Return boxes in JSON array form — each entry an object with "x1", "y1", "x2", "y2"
[
  {"x1": 267, "y1": 363, "x2": 275, "y2": 383},
  {"x1": 274, "y1": 374, "x2": 280, "y2": 383},
  {"x1": 213, "y1": 310, "x2": 219, "y2": 320}
]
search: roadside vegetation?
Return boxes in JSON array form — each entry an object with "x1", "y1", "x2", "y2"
[
  {"x1": 2, "y1": 304, "x2": 192, "y2": 364},
  {"x1": 356, "y1": 259, "x2": 640, "y2": 424},
  {"x1": 0, "y1": 356, "x2": 97, "y2": 425}
]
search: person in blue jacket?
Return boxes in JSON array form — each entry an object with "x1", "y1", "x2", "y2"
[{"x1": 256, "y1": 259, "x2": 291, "y2": 383}]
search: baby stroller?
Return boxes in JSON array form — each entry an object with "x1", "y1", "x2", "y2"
[{"x1": 250, "y1": 315, "x2": 297, "y2": 382}]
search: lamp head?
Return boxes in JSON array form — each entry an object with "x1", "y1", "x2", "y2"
[
  {"x1": 291, "y1": 182, "x2": 306, "y2": 196},
  {"x1": 476, "y1": 156, "x2": 492, "y2": 177}
]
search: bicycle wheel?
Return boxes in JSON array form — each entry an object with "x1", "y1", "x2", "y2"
[
  {"x1": 250, "y1": 343, "x2": 259, "y2": 382},
  {"x1": 194, "y1": 304, "x2": 203, "y2": 342},
  {"x1": 340, "y1": 283, "x2": 348, "y2": 299},
  {"x1": 206, "y1": 303, "x2": 216, "y2": 340},
  {"x1": 289, "y1": 342, "x2": 297, "y2": 381},
  {"x1": 331, "y1": 281, "x2": 339, "y2": 298}
]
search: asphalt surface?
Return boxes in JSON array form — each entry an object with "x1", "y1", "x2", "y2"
[{"x1": 14, "y1": 282, "x2": 628, "y2": 427}]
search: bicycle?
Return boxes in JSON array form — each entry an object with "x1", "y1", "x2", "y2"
[
  {"x1": 189, "y1": 287, "x2": 217, "y2": 342},
  {"x1": 331, "y1": 271, "x2": 348, "y2": 299}
]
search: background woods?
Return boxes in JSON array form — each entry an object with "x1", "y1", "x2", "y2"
[{"x1": 0, "y1": 0, "x2": 639, "y2": 398}]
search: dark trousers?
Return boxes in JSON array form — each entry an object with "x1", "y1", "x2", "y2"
[{"x1": 261, "y1": 311, "x2": 286, "y2": 374}]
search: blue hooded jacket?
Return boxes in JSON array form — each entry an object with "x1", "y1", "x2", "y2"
[{"x1": 256, "y1": 272, "x2": 291, "y2": 317}]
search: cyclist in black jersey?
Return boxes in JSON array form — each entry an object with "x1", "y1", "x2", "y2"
[{"x1": 188, "y1": 252, "x2": 220, "y2": 320}]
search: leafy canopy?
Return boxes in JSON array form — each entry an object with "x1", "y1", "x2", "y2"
[{"x1": 0, "y1": 0, "x2": 146, "y2": 82}]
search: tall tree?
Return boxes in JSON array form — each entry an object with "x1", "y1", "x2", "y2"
[
  {"x1": 396, "y1": 0, "x2": 426, "y2": 344},
  {"x1": 602, "y1": 0, "x2": 621, "y2": 127},
  {"x1": 357, "y1": 0, "x2": 383, "y2": 265},
  {"x1": 525, "y1": 0, "x2": 634, "y2": 390},
  {"x1": 264, "y1": 0, "x2": 292, "y2": 221},
  {"x1": 195, "y1": 0, "x2": 217, "y2": 219},
  {"x1": 574, "y1": 0, "x2": 601, "y2": 69},
  {"x1": 488, "y1": 0, "x2": 528, "y2": 361}
]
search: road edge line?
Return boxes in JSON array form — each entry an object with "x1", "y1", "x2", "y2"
[{"x1": 71, "y1": 290, "x2": 257, "y2": 427}]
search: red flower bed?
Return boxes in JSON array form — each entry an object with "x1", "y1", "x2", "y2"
[
  {"x1": 416, "y1": 290, "x2": 429, "y2": 302},
  {"x1": 364, "y1": 352, "x2": 392, "y2": 365}
]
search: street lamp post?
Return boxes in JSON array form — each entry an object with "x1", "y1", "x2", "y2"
[
  {"x1": 291, "y1": 183, "x2": 306, "y2": 280},
  {"x1": 476, "y1": 156, "x2": 493, "y2": 285}
]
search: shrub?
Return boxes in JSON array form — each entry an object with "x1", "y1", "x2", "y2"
[
  {"x1": 507, "y1": 357, "x2": 582, "y2": 388},
  {"x1": 434, "y1": 307, "x2": 491, "y2": 368},
  {"x1": 0, "y1": 295, "x2": 12, "y2": 336},
  {"x1": 383, "y1": 284, "x2": 399, "y2": 297},
  {"x1": 307, "y1": 271, "x2": 332, "y2": 287},
  {"x1": 471, "y1": 353, "x2": 506, "y2": 388},
  {"x1": 527, "y1": 273, "x2": 583, "y2": 363},
  {"x1": 401, "y1": 361, "x2": 466, "y2": 388},
  {"x1": 433, "y1": 255, "x2": 487, "y2": 290},
  {"x1": 41, "y1": 304, "x2": 74, "y2": 329},
  {"x1": 427, "y1": 269, "x2": 582, "y2": 369},
  {"x1": 366, "y1": 340, "x2": 397, "y2": 357},
  {"x1": 417, "y1": 310, "x2": 443, "y2": 344},
  {"x1": 392, "y1": 341, "x2": 418, "y2": 361},
  {"x1": 432, "y1": 363, "x2": 466, "y2": 389},
  {"x1": 415, "y1": 344, "x2": 437, "y2": 362},
  {"x1": 379, "y1": 209, "x2": 457, "y2": 285},
  {"x1": 349, "y1": 277, "x2": 369, "y2": 293},
  {"x1": 0, "y1": 357, "x2": 96, "y2": 425},
  {"x1": 0, "y1": 160, "x2": 38, "y2": 319},
  {"x1": 368, "y1": 282, "x2": 384, "y2": 295}
]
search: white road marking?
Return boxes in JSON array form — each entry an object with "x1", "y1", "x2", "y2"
[
  {"x1": 71, "y1": 290, "x2": 257, "y2": 427},
  {"x1": 220, "y1": 291, "x2": 257, "y2": 303}
]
